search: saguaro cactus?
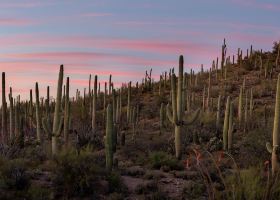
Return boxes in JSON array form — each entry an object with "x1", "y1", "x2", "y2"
[
  {"x1": 160, "y1": 103, "x2": 165, "y2": 135},
  {"x1": 127, "y1": 81, "x2": 131, "y2": 123},
  {"x1": 221, "y1": 39, "x2": 227, "y2": 75},
  {"x1": 35, "y1": 82, "x2": 42, "y2": 143},
  {"x1": 228, "y1": 102, "x2": 234, "y2": 151},
  {"x1": 166, "y1": 55, "x2": 200, "y2": 159},
  {"x1": 64, "y1": 77, "x2": 70, "y2": 147},
  {"x1": 238, "y1": 86, "x2": 243, "y2": 128},
  {"x1": 266, "y1": 74, "x2": 280, "y2": 176},
  {"x1": 216, "y1": 95, "x2": 221, "y2": 133},
  {"x1": 2, "y1": 72, "x2": 7, "y2": 143},
  {"x1": 43, "y1": 65, "x2": 64, "y2": 155},
  {"x1": 9, "y1": 88, "x2": 14, "y2": 141},
  {"x1": 105, "y1": 104, "x2": 113, "y2": 172},
  {"x1": 92, "y1": 75, "x2": 97, "y2": 132},
  {"x1": 223, "y1": 96, "x2": 230, "y2": 150}
]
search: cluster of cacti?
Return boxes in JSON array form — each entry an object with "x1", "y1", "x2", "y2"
[
  {"x1": 2, "y1": 38, "x2": 280, "y2": 189},
  {"x1": 166, "y1": 55, "x2": 200, "y2": 159}
]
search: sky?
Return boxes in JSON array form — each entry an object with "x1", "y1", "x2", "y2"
[{"x1": 0, "y1": 0, "x2": 279, "y2": 100}]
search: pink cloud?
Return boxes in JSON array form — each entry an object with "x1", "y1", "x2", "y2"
[
  {"x1": 229, "y1": 0, "x2": 280, "y2": 11},
  {"x1": 0, "y1": 18, "x2": 34, "y2": 26},
  {"x1": 0, "y1": 34, "x2": 217, "y2": 57},
  {"x1": 81, "y1": 12, "x2": 113, "y2": 17},
  {"x1": 0, "y1": 1, "x2": 56, "y2": 8}
]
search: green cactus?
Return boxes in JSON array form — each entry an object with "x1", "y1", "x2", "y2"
[
  {"x1": 216, "y1": 95, "x2": 221, "y2": 133},
  {"x1": 14, "y1": 98, "x2": 19, "y2": 138},
  {"x1": 131, "y1": 106, "x2": 137, "y2": 141},
  {"x1": 166, "y1": 55, "x2": 200, "y2": 159},
  {"x1": 42, "y1": 65, "x2": 64, "y2": 155},
  {"x1": 221, "y1": 38, "x2": 227, "y2": 75},
  {"x1": 105, "y1": 104, "x2": 113, "y2": 172},
  {"x1": 266, "y1": 74, "x2": 280, "y2": 176},
  {"x1": 207, "y1": 72, "x2": 211, "y2": 111},
  {"x1": 223, "y1": 96, "x2": 230, "y2": 150},
  {"x1": 109, "y1": 74, "x2": 112, "y2": 95},
  {"x1": 9, "y1": 88, "x2": 14, "y2": 141},
  {"x1": 35, "y1": 82, "x2": 42, "y2": 143},
  {"x1": 103, "y1": 82, "x2": 107, "y2": 125},
  {"x1": 127, "y1": 81, "x2": 131, "y2": 123},
  {"x1": 244, "y1": 90, "x2": 248, "y2": 132},
  {"x1": 238, "y1": 86, "x2": 243, "y2": 128},
  {"x1": 249, "y1": 88, "x2": 254, "y2": 120},
  {"x1": 202, "y1": 86, "x2": 206, "y2": 112},
  {"x1": 276, "y1": 43, "x2": 280, "y2": 68},
  {"x1": 228, "y1": 102, "x2": 234, "y2": 151},
  {"x1": 92, "y1": 75, "x2": 97, "y2": 132},
  {"x1": 112, "y1": 89, "x2": 117, "y2": 152},
  {"x1": 64, "y1": 77, "x2": 70, "y2": 147},
  {"x1": 29, "y1": 89, "x2": 34, "y2": 129},
  {"x1": 2, "y1": 72, "x2": 7, "y2": 143},
  {"x1": 160, "y1": 103, "x2": 165, "y2": 135}
]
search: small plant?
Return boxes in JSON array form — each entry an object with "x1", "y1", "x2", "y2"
[
  {"x1": 0, "y1": 158, "x2": 30, "y2": 191},
  {"x1": 106, "y1": 172, "x2": 127, "y2": 193},
  {"x1": 52, "y1": 148, "x2": 105, "y2": 198},
  {"x1": 149, "y1": 151, "x2": 183, "y2": 170}
]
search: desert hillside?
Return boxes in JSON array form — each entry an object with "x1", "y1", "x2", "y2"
[{"x1": 0, "y1": 40, "x2": 280, "y2": 200}]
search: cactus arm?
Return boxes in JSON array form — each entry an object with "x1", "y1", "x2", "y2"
[
  {"x1": 182, "y1": 109, "x2": 200, "y2": 125},
  {"x1": 54, "y1": 115, "x2": 64, "y2": 136},
  {"x1": 166, "y1": 103, "x2": 175, "y2": 124},
  {"x1": 42, "y1": 117, "x2": 52, "y2": 136}
]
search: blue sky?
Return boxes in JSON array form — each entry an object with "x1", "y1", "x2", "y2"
[{"x1": 0, "y1": 0, "x2": 279, "y2": 99}]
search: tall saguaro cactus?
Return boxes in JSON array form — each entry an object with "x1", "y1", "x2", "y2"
[
  {"x1": 92, "y1": 75, "x2": 97, "y2": 132},
  {"x1": 64, "y1": 77, "x2": 70, "y2": 147},
  {"x1": 223, "y1": 96, "x2": 230, "y2": 150},
  {"x1": 266, "y1": 74, "x2": 280, "y2": 176},
  {"x1": 105, "y1": 104, "x2": 113, "y2": 172},
  {"x1": 166, "y1": 55, "x2": 200, "y2": 159},
  {"x1": 216, "y1": 95, "x2": 221, "y2": 133},
  {"x1": 35, "y1": 82, "x2": 42, "y2": 143},
  {"x1": 127, "y1": 81, "x2": 131, "y2": 123},
  {"x1": 42, "y1": 65, "x2": 64, "y2": 155},
  {"x1": 2, "y1": 72, "x2": 7, "y2": 143},
  {"x1": 9, "y1": 88, "x2": 14, "y2": 141}
]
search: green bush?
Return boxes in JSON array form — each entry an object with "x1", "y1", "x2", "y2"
[
  {"x1": 28, "y1": 185, "x2": 51, "y2": 200},
  {"x1": 52, "y1": 148, "x2": 104, "y2": 198},
  {"x1": 149, "y1": 151, "x2": 183, "y2": 170},
  {"x1": 107, "y1": 172, "x2": 126, "y2": 193},
  {"x1": 0, "y1": 158, "x2": 30, "y2": 191},
  {"x1": 222, "y1": 167, "x2": 280, "y2": 200}
]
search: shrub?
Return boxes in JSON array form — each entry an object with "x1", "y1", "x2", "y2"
[
  {"x1": 149, "y1": 151, "x2": 183, "y2": 170},
  {"x1": 107, "y1": 172, "x2": 126, "y2": 193},
  {"x1": 52, "y1": 148, "x2": 105, "y2": 198},
  {"x1": 0, "y1": 158, "x2": 30, "y2": 191}
]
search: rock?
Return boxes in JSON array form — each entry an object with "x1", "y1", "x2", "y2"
[{"x1": 124, "y1": 166, "x2": 145, "y2": 177}]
